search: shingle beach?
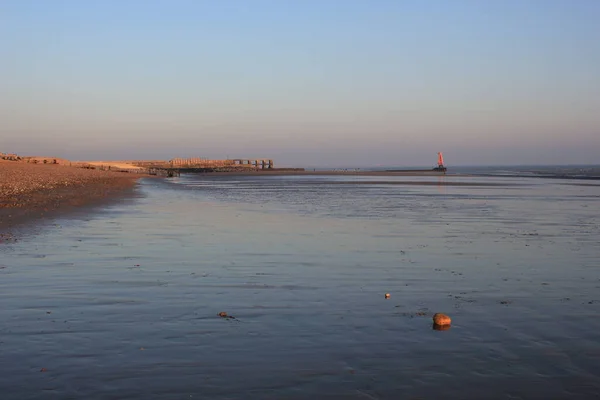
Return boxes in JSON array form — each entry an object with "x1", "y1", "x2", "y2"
[{"x1": 0, "y1": 161, "x2": 142, "y2": 229}]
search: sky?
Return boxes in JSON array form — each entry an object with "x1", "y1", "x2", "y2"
[{"x1": 1, "y1": 0, "x2": 599, "y2": 167}]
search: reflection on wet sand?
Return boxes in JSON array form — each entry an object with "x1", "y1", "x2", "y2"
[
  {"x1": 1, "y1": 174, "x2": 599, "y2": 399},
  {"x1": 433, "y1": 323, "x2": 452, "y2": 331}
]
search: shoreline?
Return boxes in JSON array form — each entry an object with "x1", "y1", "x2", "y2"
[
  {"x1": 0, "y1": 161, "x2": 523, "y2": 234},
  {"x1": 183, "y1": 169, "x2": 453, "y2": 177},
  {"x1": 0, "y1": 161, "x2": 146, "y2": 231},
  {"x1": 174, "y1": 170, "x2": 518, "y2": 186}
]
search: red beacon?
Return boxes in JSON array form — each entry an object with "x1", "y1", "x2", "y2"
[{"x1": 433, "y1": 152, "x2": 447, "y2": 172}]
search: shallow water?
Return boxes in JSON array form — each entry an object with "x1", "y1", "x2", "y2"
[{"x1": 1, "y1": 174, "x2": 599, "y2": 399}]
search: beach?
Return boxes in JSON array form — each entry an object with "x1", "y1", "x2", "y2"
[
  {"x1": 0, "y1": 161, "x2": 142, "y2": 230},
  {"x1": 3, "y1": 0, "x2": 598, "y2": 396},
  {"x1": 0, "y1": 161, "x2": 511, "y2": 234},
  {"x1": 0, "y1": 169, "x2": 599, "y2": 399}
]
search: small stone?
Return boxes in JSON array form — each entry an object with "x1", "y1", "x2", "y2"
[
  {"x1": 384, "y1": 293, "x2": 391, "y2": 299},
  {"x1": 433, "y1": 313, "x2": 451, "y2": 326},
  {"x1": 218, "y1": 311, "x2": 236, "y2": 320}
]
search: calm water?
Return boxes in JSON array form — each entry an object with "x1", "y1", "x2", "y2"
[{"x1": 1, "y1": 171, "x2": 600, "y2": 399}]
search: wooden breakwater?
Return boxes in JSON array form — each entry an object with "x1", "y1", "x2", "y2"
[
  {"x1": 167, "y1": 158, "x2": 273, "y2": 169},
  {"x1": 0, "y1": 152, "x2": 22, "y2": 161},
  {"x1": 131, "y1": 158, "x2": 276, "y2": 176},
  {"x1": 2, "y1": 154, "x2": 286, "y2": 176},
  {"x1": 64, "y1": 158, "x2": 282, "y2": 177}
]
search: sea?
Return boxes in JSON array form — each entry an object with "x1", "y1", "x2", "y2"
[{"x1": 1, "y1": 165, "x2": 599, "y2": 399}]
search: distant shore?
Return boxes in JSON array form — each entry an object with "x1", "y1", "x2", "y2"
[{"x1": 0, "y1": 161, "x2": 144, "y2": 230}]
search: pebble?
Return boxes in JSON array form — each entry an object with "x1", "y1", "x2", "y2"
[
  {"x1": 218, "y1": 311, "x2": 237, "y2": 320},
  {"x1": 433, "y1": 313, "x2": 451, "y2": 326}
]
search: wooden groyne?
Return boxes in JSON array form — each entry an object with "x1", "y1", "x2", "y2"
[
  {"x1": 168, "y1": 158, "x2": 273, "y2": 169},
  {"x1": 16, "y1": 157, "x2": 298, "y2": 177},
  {"x1": 0, "y1": 152, "x2": 22, "y2": 161},
  {"x1": 131, "y1": 158, "x2": 276, "y2": 176},
  {"x1": 2, "y1": 154, "x2": 299, "y2": 177}
]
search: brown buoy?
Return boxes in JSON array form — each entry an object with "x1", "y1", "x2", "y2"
[
  {"x1": 384, "y1": 293, "x2": 391, "y2": 299},
  {"x1": 432, "y1": 313, "x2": 451, "y2": 326}
]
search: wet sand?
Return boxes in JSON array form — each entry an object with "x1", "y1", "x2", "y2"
[
  {"x1": 0, "y1": 161, "x2": 143, "y2": 230},
  {"x1": 183, "y1": 170, "x2": 512, "y2": 187},
  {"x1": 201, "y1": 169, "x2": 451, "y2": 177},
  {"x1": 181, "y1": 170, "x2": 518, "y2": 187},
  {"x1": 1, "y1": 173, "x2": 599, "y2": 398},
  {"x1": 263, "y1": 180, "x2": 513, "y2": 187},
  {"x1": 1, "y1": 175, "x2": 599, "y2": 399}
]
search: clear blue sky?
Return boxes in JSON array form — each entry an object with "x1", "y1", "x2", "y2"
[{"x1": 1, "y1": 0, "x2": 599, "y2": 166}]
